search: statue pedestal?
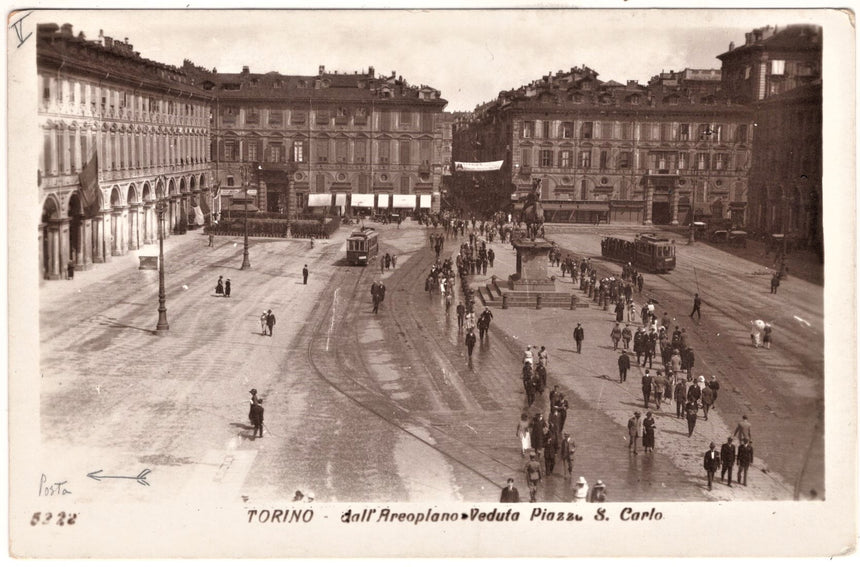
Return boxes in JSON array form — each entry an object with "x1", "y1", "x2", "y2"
[{"x1": 510, "y1": 238, "x2": 556, "y2": 292}]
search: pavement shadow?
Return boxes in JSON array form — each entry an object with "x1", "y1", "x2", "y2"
[
  {"x1": 229, "y1": 422, "x2": 254, "y2": 431},
  {"x1": 98, "y1": 317, "x2": 157, "y2": 336}
]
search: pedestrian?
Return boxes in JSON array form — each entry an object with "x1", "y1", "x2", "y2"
[
  {"x1": 560, "y1": 432, "x2": 575, "y2": 477},
  {"x1": 265, "y1": 309, "x2": 276, "y2": 336},
  {"x1": 384, "y1": 253, "x2": 391, "y2": 270},
  {"x1": 302, "y1": 264, "x2": 309, "y2": 285},
  {"x1": 614, "y1": 300, "x2": 625, "y2": 323},
  {"x1": 544, "y1": 428, "x2": 556, "y2": 476},
  {"x1": 708, "y1": 375, "x2": 721, "y2": 408},
  {"x1": 488, "y1": 248, "x2": 495, "y2": 267},
  {"x1": 628, "y1": 411, "x2": 641, "y2": 454},
  {"x1": 455, "y1": 301, "x2": 465, "y2": 330},
  {"x1": 465, "y1": 329, "x2": 476, "y2": 359},
  {"x1": 250, "y1": 398, "x2": 264, "y2": 439},
  {"x1": 652, "y1": 371, "x2": 665, "y2": 409},
  {"x1": 610, "y1": 322, "x2": 622, "y2": 350},
  {"x1": 248, "y1": 388, "x2": 260, "y2": 423},
  {"x1": 704, "y1": 442, "x2": 721, "y2": 490},
  {"x1": 684, "y1": 346, "x2": 696, "y2": 379},
  {"x1": 670, "y1": 348, "x2": 683, "y2": 376},
  {"x1": 718, "y1": 436, "x2": 737, "y2": 487},
  {"x1": 380, "y1": 254, "x2": 386, "y2": 273},
  {"x1": 215, "y1": 275, "x2": 224, "y2": 295},
  {"x1": 685, "y1": 399, "x2": 699, "y2": 436},
  {"x1": 633, "y1": 328, "x2": 644, "y2": 365},
  {"x1": 763, "y1": 324, "x2": 773, "y2": 349},
  {"x1": 642, "y1": 411, "x2": 656, "y2": 453},
  {"x1": 259, "y1": 312, "x2": 268, "y2": 335},
  {"x1": 538, "y1": 346, "x2": 548, "y2": 369},
  {"x1": 573, "y1": 323, "x2": 584, "y2": 354},
  {"x1": 687, "y1": 377, "x2": 702, "y2": 409},
  {"x1": 642, "y1": 331, "x2": 654, "y2": 368},
  {"x1": 618, "y1": 349, "x2": 630, "y2": 383},
  {"x1": 621, "y1": 324, "x2": 632, "y2": 350},
  {"x1": 637, "y1": 273, "x2": 644, "y2": 294},
  {"x1": 701, "y1": 381, "x2": 715, "y2": 420},
  {"x1": 737, "y1": 440, "x2": 754, "y2": 486},
  {"x1": 770, "y1": 273, "x2": 780, "y2": 294},
  {"x1": 572, "y1": 477, "x2": 589, "y2": 503},
  {"x1": 391, "y1": 254, "x2": 397, "y2": 268},
  {"x1": 516, "y1": 413, "x2": 532, "y2": 456},
  {"x1": 464, "y1": 310, "x2": 476, "y2": 333},
  {"x1": 525, "y1": 453, "x2": 542, "y2": 503},
  {"x1": 531, "y1": 414, "x2": 546, "y2": 472},
  {"x1": 500, "y1": 478, "x2": 520, "y2": 503},
  {"x1": 208, "y1": 232, "x2": 215, "y2": 247},
  {"x1": 641, "y1": 370, "x2": 652, "y2": 409},
  {"x1": 690, "y1": 293, "x2": 702, "y2": 320},
  {"x1": 674, "y1": 376, "x2": 687, "y2": 418},
  {"x1": 224, "y1": 278, "x2": 231, "y2": 297},
  {"x1": 733, "y1": 415, "x2": 752, "y2": 443},
  {"x1": 371, "y1": 281, "x2": 381, "y2": 314},
  {"x1": 588, "y1": 480, "x2": 607, "y2": 503}
]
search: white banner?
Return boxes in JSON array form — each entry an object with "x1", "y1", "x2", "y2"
[
  {"x1": 419, "y1": 194, "x2": 432, "y2": 209},
  {"x1": 351, "y1": 193, "x2": 374, "y2": 207},
  {"x1": 376, "y1": 194, "x2": 390, "y2": 208},
  {"x1": 454, "y1": 160, "x2": 503, "y2": 172},
  {"x1": 392, "y1": 194, "x2": 417, "y2": 208},
  {"x1": 307, "y1": 193, "x2": 331, "y2": 207}
]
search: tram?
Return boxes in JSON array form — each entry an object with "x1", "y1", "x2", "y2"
[
  {"x1": 601, "y1": 233, "x2": 676, "y2": 273},
  {"x1": 346, "y1": 226, "x2": 379, "y2": 265}
]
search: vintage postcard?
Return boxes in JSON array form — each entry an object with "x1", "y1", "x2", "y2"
[{"x1": 6, "y1": 4, "x2": 856, "y2": 558}]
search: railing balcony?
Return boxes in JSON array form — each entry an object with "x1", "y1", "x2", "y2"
[{"x1": 647, "y1": 169, "x2": 680, "y2": 176}]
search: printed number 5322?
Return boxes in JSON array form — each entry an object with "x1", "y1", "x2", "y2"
[{"x1": 30, "y1": 512, "x2": 77, "y2": 526}]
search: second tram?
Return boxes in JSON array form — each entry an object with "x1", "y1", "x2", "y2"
[
  {"x1": 601, "y1": 233, "x2": 676, "y2": 273},
  {"x1": 346, "y1": 227, "x2": 379, "y2": 265}
]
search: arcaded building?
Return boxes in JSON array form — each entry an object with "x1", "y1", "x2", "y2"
[
  {"x1": 454, "y1": 66, "x2": 753, "y2": 225},
  {"x1": 37, "y1": 23, "x2": 214, "y2": 280}
]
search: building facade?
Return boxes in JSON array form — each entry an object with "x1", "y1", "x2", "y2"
[
  {"x1": 38, "y1": 23, "x2": 213, "y2": 280},
  {"x1": 454, "y1": 66, "x2": 754, "y2": 225},
  {"x1": 718, "y1": 25, "x2": 823, "y2": 256},
  {"x1": 183, "y1": 63, "x2": 448, "y2": 217}
]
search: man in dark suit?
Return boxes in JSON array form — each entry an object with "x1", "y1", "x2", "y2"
[
  {"x1": 573, "y1": 323, "x2": 585, "y2": 353},
  {"x1": 265, "y1": 309, "x2": 276, "y2": 336},
  {"x1": 737, "y1": 440, "x2": 754, "y2": 486},
  {"x1": 704, "y1": 442, "x2": 720, "y2": 490},
  {"x1": 720, "y1": 437, "x2": 737, "y2": 486},
  {"x1": 302, "y1": 264, "x2": 309, "y2": 285},
  {"x1": 618, "y1": 350, "x2": 630, "y2": 383},
  {"x1": 250, "y1": 399, "x2": 264, "y2": 439},
  {"x1": 500, "y1": 478, "x2": 520, "y2": 503}
]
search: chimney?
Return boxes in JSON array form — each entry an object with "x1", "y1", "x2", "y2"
[
  {"x1": 242, "y1": 66, "x2": 249, "y2": 75},
  {"x1": 60, "y1": 23, "x2": 73, "y2": 36},
  {"x1": 318, "y1": 64, "x2": 325, "y2": 75},
  {"x1": 729, "y1": 41, "x2": 735, "y2": 50},
  {"x1": 745, "y1": 32, "x2": 752, "y2": 45},
  {"x1": 368, "y1": 66, "x2": 375, "y2": 78}
]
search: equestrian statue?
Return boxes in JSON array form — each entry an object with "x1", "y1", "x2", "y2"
[{"x1": 520, "y1": 178, "x2": 545, "y2": 240}]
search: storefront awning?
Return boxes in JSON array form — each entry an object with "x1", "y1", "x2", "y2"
[
  {"x1": 377, "y1": 194, "x2": 390, "y2": 208},
  {"x1": 308, "y1": 193, "x2": 331, "y2": 207},
  {"x1": 351, "y1": 193, "x2": 374, "y2": 207},
  {"x1": 419, "y1": 194, "x2": 432, "y2": 209},
  {"x1": 392, "y1": 195, "x2": 417, "y2": 208},
  {"x1": 334, "y1": 193, "x2": 347, "y2": 208}
]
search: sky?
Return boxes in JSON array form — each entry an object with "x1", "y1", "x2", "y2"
[{"x1": 36, "y1": 7, "x2": 829, "y2": 111}]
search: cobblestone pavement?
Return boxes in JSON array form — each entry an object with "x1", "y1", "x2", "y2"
[{"x1": 36, "y1": 222, "x2": 822, "y2": 503}]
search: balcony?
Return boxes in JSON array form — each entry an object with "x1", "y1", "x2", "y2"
[
  {"x1": 418, "y1": 162, "x2": 431, "y2": 174},
  {"x1": 519, "y1": 165, "x2": 532, "y2": 176},
  {"x1": 647, "y1": 169, "x2": 680, "y2": 177}
]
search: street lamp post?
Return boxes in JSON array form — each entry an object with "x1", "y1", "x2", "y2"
[
  {"x1": 155, "y1": 200, "x2": 169, "y2": 334},
  {"x1": 241, "y1": 164, "x2": 251, "y2": 270}
]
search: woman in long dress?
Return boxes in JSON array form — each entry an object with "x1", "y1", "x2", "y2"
[
  {"x1": 642, "y1": 411, "x2": 656, "y2": 453},
  {"x1": 516, "y1": 413, "x2": 532, "y2": 456}
]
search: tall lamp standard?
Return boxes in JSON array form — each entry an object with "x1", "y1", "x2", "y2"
[
  {"x1": 241, "y1": 163, "x2": 252, "y2": 270},
  {"x1": 690, "y1": 126, "x2": 715, "y2": 244},
  {"x1": 155, "y1": 200, "x2": 169, "y2": 334}
]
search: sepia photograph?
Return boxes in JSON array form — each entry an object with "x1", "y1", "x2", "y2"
[{"x1": 6, "y1": 3, "x2": 856, "y2": 558}]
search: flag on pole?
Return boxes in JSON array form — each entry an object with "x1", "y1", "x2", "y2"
[{"x1": 78, "y1": 148, "x2": 100, "y2": 216}]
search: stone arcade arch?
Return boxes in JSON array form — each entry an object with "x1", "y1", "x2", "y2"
[
  {"x1": 109, "y1": 185, "x2": 124, "y2": 256},
  {"x1": 127, "y1": 184, "x2": 141, "y2": 251},
  {"x1": 40, "y1": 195, "x2": 63, "y2": 279},
  {"x1": 141, "y1": 182, "x2": 154, "y2": 245}
]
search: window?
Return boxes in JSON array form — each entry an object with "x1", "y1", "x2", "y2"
[
  {"x1": 560, "y1": 150, "x2": 572, "y2": 169},
  {"x1": 227, "y1": 176, "x2": 235, "y2": 186},
  {"x1": 712, "y1": 124, "x2": 724, "y2": 142},
  {"x1": 520, "y1": 148, "x2": 531, "y2": 167},
  {"x1": 355, "y1": 139, "x2": 367, "y2": 163},
  {"x1": 291, "y1": 110, "x2": 306, "y2": 125},
  {"x1": 316, "y1": 173, "x2": 326, "y2": 193},
  {"x1": 399, "y1": 140, "x2": 411, "y2": 165},
  {"x1": 770, "y1": 60, "x2": 785, "y2": 75},
  {"x1": 618, "y1": 151, "x2": 632, "y2": 169},
  {"x1": 698, "y1": 124, "x2": 713, "y2": 140},
  {"x1": 315, "y1": 110, "x2": 330, "y2": 126},
  {"x1": 522, "y1": 121, "x2": 535, "y2": 138},
  {"x1": 678, "y1": 153, "x2": 688, "y2": 170},
  {"x1": 696, "y1": 153, "x2": 710, "y2": 170},
  {"x1": 580, "y1": 179, "x2": 588, "y2": 200},
  {"x1": 622, "y1": 122, "x2": 633, "y2": 140},
  {"x1": 660, "y1": 123, "x2": 672, "y2": 141},
  {"x1": 268, "y1": 143, "x2": 283, "y2": 163},
  {"x1": 539, "y1": 149, "x2": 553, "y2": 167},
  {"x1": 579, "y1": 150, "x2": 591, "y2": 168},
  {"x1": 380, "y1": 111, "x2": 392, "y2": 131},
  {"x1": 335, "y1": 107, "x2": 349, "y2": 125},
  {"x1": 581, "y1": 122, "x2": 593, "y2": 139},
  {"x1": 420, "y1": 112, "x2": 434, "y2": 133},
  {"x1": 222, "y1": 106, "x2": 238, "y2": 124},
  {"x1": 599, "y1": 150, "x2": 609, "y2": 169},
  {"x1": 400, "y1": 111, "x2": 411, "y2": 127},
  {"x1": 247, "y1": 140, "x2": 258, "y2": 161},
  {"x1": 714, "y1": 153, "x2": 728, "y2": 170},
  {"x1": 744, "y1": 65, "x2": 751, "y2": 80},
  {"x1": 737, "y1": 124, "x2": 748, "y2": 143},
  {"x1": 378, "y1": 139, "x2": 390, "y2": 163},
  {"x1": 315, "y1": 140, "x2": 329, "y2": 162},
  {"x1": 336, "y1": 139, "x2": 348, "y2": 163},
  {"x1": 541, "y1": 121, "x2": 552, "y2": 138},
  {"x1": 43, "y1": 131, "x2": 53, "y2": 173},
  {"x1": 679, "y1": 123, "x2": 691, "y2": 141},
  {"x1": 419, "y1": 140, "x2": 432, "y2": 164},
  {"x1": 292, "y1": 140, "x2": 307, "y2": 163},
  {"x1": 561, "y1": 122, "x2": 573, "y2": 138},
  {"x1": 350, "y1": 107, "x2": 367, "y2": 127},
  {"x1": 269, "y1": 110, "x2": 283, "y2": 126}
]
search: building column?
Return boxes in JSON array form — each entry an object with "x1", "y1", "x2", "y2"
[
  {"x1": 38, "y1": 223, "x2": 45, "y2": 280},
  {"x1": 111, "y1": 209, "x2": 122, "y2": 256},
  {"x1": 79, "y1": 218, "x2": 93, "y2": 269},
  {"x1": 670, "y1": 188, "x2": 680, "y2": 225},
  {"x1": 643, "y1": 182, "x2": 654, "y2": 225},
  {"x1": 287, "y1": 178, "x2": 297, "y2": 220},
  {"x1": 47, "y1": 223, "x2": 61, "y2": 279},
  {"x1": 92, "y1": 214, "x2": 104, "y2": 263},
  {"x1": 58, "y1": 218, "x2": 70, "y2": 276},
  {"x1": 128, "y1": 205, "x2": 140, "y2": 250}
]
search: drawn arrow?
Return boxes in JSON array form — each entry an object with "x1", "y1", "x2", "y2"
[{"x1": 87, "y1": 468, "x2": 152, "y2": 486}]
